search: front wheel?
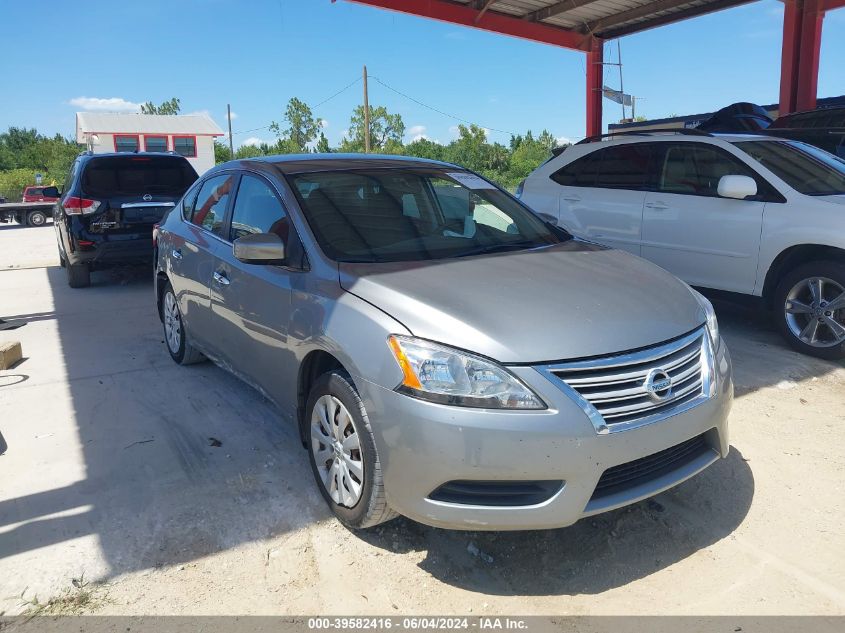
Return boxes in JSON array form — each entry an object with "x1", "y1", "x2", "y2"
[
  {"x1": 306, "y1": 370, "x2": 397, "y2": 529},
  {"x1": 775, "y1": 261, "x2": 845, "y2": 360}
]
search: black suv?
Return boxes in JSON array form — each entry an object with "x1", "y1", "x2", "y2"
[
  {"x1": 766, "y1": 106, "x2": 845, "y2": 158},
  {"x1": 44, "y1": 152, "x2": 198, "y2": 287}
]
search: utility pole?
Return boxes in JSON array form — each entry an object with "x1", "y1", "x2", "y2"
[
  {"x1": 227, "y1": 103, "x2": 234, "y2": 158},
  {"x1": 617, "y1": 41, "x2": 626, "y2": 121},
  {"x1": 363, "y1": 65, "x2": 370, "y2": 153}
]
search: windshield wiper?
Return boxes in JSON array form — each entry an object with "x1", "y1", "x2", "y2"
[{"x1": 453, "y1": 241, "x2": 540, "y2": 258}]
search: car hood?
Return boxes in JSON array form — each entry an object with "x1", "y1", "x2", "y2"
[{"x1": 338, "y1": 241, "x2": 705, "y2": 363}]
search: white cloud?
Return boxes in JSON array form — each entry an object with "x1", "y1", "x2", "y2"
[
  {"x1": 228, "y1": 111, "x2": 238, "y2": 121},
  {"x1": 186, "y1": 109, "x2": 212, "y2": 118},
  {"x1": 408, "y1": 125, "x2": 428, "y2": 142},
  {"x1": 448, "y1": 125, "x2": 460, "y2": 138},
  {"x1": 69, "y1": 96, "x2": 141, "y2": 112},
  {"x1": 242, "y1": 137, "x2": 267, "y2": 147},
  {"x1": 319, "y1": 119, "x2": 329, "y2": 129},
  {"x1": 556, "y1": 135, "x2": 572, "y2": 146}
]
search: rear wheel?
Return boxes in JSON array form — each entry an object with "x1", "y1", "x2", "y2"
[
  {"x1": 162, "y1": 283, "x2": 205, "y2": 365},
  {"x1": 306, "y1": 370, "x2": 397, "y2": 529},
  {"x1": 775, "y1": 261, "x2": 845, "y2": 360},
  {"x1": 26, "y1": 210, "x2": 47, "y2": 227},
  {"x1": 66, "y1": 263, "x2": 90, "y2": 288}
]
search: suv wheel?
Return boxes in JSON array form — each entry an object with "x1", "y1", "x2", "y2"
[
  {"x1": 775, "y1": 261, "x2": 845, "y2": 360},
  {"x1": 161, "y1": 283, "x2": 205, "y2": 365},
  {"x1": 27, "y1": 210, "x2": 47, "y2": 227},
  {"x1": 66, "y1": 263, "x2": 90, "y2": 288},
  {"x1": 306, "y1": 370, "x2": 397, "y2": 529}
]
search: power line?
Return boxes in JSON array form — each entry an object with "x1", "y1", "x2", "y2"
[
  {"x1": 368, "y1": 75, "x2": 517, "y2": 137},
  {"x1": 229, "y1": 75, "x2": 361, "y2": 137}
]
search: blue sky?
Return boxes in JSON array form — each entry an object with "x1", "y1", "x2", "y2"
[{"x1": 1, "y1": 0, "x2": 843, "y2": 147}]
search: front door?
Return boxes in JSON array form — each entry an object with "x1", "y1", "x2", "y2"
[
  {"x1": 640, "y1": 142, "x2": 766, "y2": 293},
  {"x1": 209, "y1": 173, "x2": 298, "y2": 405}
]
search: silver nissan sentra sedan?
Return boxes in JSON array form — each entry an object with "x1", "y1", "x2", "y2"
[{"x1": 154, "y1": 154, "x2": 733, "y2": 531}]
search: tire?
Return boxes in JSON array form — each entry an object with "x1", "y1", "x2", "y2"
[
  {"x1": 161, "y1": 283, "x2": 205, "y2": 365},
  {"x1": 27, "y1": 210, "x2": 47, "y2": 227},
  {"x1": 774, "y1": 260, "x2": 845, "y2": 360},
  {"x1": 66, "y1": 263, "x2": 90, "y2": 288},
  {"x1": 306, "y1": 370, "x2": 397, "y2": 529}
]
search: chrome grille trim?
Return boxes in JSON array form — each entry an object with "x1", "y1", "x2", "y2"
[{"x1": 538, "y1": 328, "x2": 714, "y2": 435}]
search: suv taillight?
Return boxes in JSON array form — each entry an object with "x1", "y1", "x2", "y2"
[{"x1": 64, "y1": 197, "x2": 101, "y2": 216}]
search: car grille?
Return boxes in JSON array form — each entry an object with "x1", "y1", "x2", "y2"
[
  {"x1": 591, "y1": 433, "x2": 711, "y2": 500},
  {"x1": 542, "y1": 328, "x2": 712, "y2": 433}
]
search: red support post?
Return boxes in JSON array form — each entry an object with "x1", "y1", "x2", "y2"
[
  {"x1": 796, "y1": 0, "x2": 823, "y2": 111},
  {"x1": 586, "y1": 38, "x2": 604, "y2": 137},
  {"x1": 779, "y1": 0, "x2": 825, "y2": 115}
]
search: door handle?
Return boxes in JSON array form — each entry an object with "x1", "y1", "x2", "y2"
[
  {"x1": 562, "y1": 195, "x2": 581, "y2": 202},
  {"x1": 645, "y1": 201, "x2": 669, "y2": 210},
  {"x1": 213, "y1": 271, "x2": 230, "y2": 286},
  {"x1": 171, "y1": 249, "x2": 183, "y2": 260}
]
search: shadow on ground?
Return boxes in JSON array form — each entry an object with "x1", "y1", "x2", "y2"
[{"x1": 1, "y1": 265, "x2": 840, "y2": 599}]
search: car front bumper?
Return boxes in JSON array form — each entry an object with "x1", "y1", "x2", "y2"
[{"x1": 356, "y1": 339, "x2": 732, "y2": 531}]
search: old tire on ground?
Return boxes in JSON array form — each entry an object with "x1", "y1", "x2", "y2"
[
  {"x1": 66, "y1": 263, "x2": 90, "y2": 288},
  {"x1": 774, "y1": 260, "x2": 845, "y2": 360},
  {"x1": 306, "y1": 370, "x2": 397, "y2": 529},
  {"x1": 26, "y1": 210, "x2": 47, "y2": 227},
  {"x1": 161, "y1": 282, "x2": 205, "y2": 365}
]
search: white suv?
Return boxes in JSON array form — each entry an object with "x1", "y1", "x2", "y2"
[{"x1": 519, "y1": 131, "x2": 845, "y2": 359}]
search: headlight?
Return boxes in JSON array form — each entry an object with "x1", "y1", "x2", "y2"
[
  {"x1": 691, "y1": 288, "x2": 719, "y2": 345},
  {"x1": 387, "y1": 335, "x2": 546, "y2": 410}
]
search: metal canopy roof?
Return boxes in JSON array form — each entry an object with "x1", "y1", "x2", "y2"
[
  {"x1": 458, "y1": 0, "x2": 757, "y2": 40},
  {"x1": 346, "y1": 0, "x2": 760, "y2": 49}
]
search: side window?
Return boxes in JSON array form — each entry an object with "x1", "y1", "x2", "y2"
[
  {"x1": 181, "y1": 182, "x2": 201, "y2": 222},
  {"x1": 229, "y1": 174, "x2": 288, "y2": 242},
  {"x1": 593, "y1": 144, "x2": 653, "y2": 190},
  {"x1": 189, "y1": 174, "x2": 235, "y2": 238},
  {"x1": 658, "y1": 143, "x2": 756, "y2": 197},
  {"x1": 550, "y1": 152, "x2": 599, "y2": 187},
  {"x1": 114, "y1": 135, "x2": 139, "y2": 152}
]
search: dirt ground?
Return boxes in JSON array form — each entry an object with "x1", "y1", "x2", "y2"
[{"x1": 1, "y1": 223, "x2": 843, "y2": 616}]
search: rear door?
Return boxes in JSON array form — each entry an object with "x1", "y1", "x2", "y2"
[
  {"x1": 209, "y1": 172, "x2": 299, "y2": 405},
  {"x1": 80, "y1": 155, "x2": 198, "y2": 238},
  {"x1": 640, "y1": 142, "x2": 766, "y2": 293},
  {"x1": 166, "y1": 173, "x2": 237, "y2": 356},
  {"x1": 552, "y1": 143, "x2": 655, "y2": 256}
]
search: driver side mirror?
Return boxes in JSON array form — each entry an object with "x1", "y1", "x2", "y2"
[
  {"x1": 233, "y1": 232, "x2": 286, "y2": 265},
  {"x1": 717, "y1": 175, "x2": 757, "y2": 200},
  {"x1": 41, "y1": 186, "x2": 60, "y2": 198}
]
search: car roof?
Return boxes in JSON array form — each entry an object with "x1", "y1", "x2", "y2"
[{"x1": 223, "y1": 152, "x2": 459, "y2": 174}]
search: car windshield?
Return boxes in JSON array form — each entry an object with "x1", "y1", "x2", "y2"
[
  {"x1": 734, "y1": 139, "x2": 845, "y2": 196},
  {"x1": 286, "y1": 167, "x2": 569, "y2": 263}
]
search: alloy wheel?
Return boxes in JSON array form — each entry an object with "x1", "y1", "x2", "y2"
[
  {"x1": 310, "y1": 394, "x2": 365, "y2": 508},
  {"x1": 784, "y1": 276, "x2": 845, "y2": 348},
  {"x1": 163, "y1": 292, "x2": 182, "y2": 354}
]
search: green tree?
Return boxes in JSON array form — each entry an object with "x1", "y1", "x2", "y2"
[
  {"x1": 348, "y1": 105, "x2": 405, "y2": 151},
  {"x1": 140, "y1": 98, "x2": 181, "y2": 115},
  {"x1": 235, "y1": 144, "x2": 265, "y2": 159},
  {"x1": 270, "y1": 97, "x2": 322, "y2": 152},
  {"x1": 315, "y1": 132, "x2": 331, "y2": 154},
  {"x1": 214, "y1": 140, "x2": 232, "y2": 164},
  {"x1": 404, "y1": 137, "x2": 446, "y2": 162}
]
